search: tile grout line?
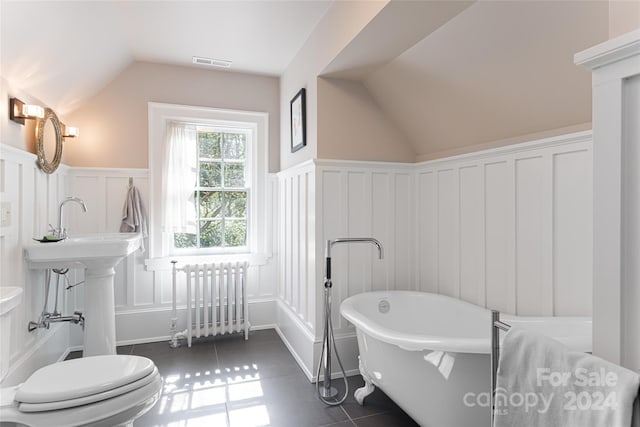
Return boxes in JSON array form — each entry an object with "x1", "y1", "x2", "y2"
[
  {"x1": 348, "y1": 411, "x2": 393, "y2": 423},
  {"x1": 213, "y1": 341, "x2": 232, "y2": 427},
  {"x1": 339, "y1": 405, "x2": 357, "y2": 426}
]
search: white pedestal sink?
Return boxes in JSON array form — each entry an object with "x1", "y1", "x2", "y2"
[{"x1": 24, "y1": 233, "x2": 142, "y2": 357}]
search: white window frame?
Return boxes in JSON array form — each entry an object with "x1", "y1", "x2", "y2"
[{"x1": 146, "y1": 102, "x2": 270, "y2": 268}]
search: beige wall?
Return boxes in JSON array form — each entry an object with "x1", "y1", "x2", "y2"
[
  {"x1": 415, "y1": 122, "x2": 592, "y2": 162},
  {"x1": 609, "y1": 0, "x2": 640, "y2": 38},
  {"x1": 317, "y1": 77, "x2": 415, "y2": 162},
  {"x1": 281, "y1": 0, "x2": 610, "y2": 168},
  {"x1": 65, "y1": 61, "x2": 280, "y2": 171},
  {"x1": 279, "y1": 1, "x2": 388, "y2": 170}
]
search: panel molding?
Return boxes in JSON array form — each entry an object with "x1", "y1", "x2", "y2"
[
  {"x1": 416, "y1": 132, "x2": 592, "y2": 316},
  {"x1": 0, "y1": 144, "x2": 71, "y2": 385}
]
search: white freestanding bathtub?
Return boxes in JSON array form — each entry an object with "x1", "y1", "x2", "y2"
[{"x1": 340, "y1": 291, "x2": 591, "y2": 427}]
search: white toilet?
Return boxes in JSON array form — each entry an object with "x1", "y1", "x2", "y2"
[{"x1": 0, "y1": 288, "x2": 163, "y2": 426}]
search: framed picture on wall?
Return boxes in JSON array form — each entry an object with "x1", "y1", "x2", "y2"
[{"x1": 290, "y1": 88, "x2": 306, "y2": 153}]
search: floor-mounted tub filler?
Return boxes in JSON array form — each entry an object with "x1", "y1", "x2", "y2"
[
  {"x1": 316, "y1": 238, "x2": 384, "y2": 406},
  {"x1": 340, "y1": 291, "x2": 591, "y2": 427}
]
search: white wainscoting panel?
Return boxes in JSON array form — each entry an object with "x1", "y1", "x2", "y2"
[
  {"x1": 515, "y1": 155, "x2": 549, "y2": 316},
  {"x1": 484, "y1": 160, "x2": 516, "y2": 313},
  {"x1": 416, "y1": 131, "x2": 592, "y2": 316},
  {"x1": 552, "y1": 149, "x2": 592, "y2": 315},
  {"x1": 277, "y1": 161, "x2": 315, "y2": 330},
  {"x1": 0, "y1": 144, "x2": 71, "y2": 386},
  {"x1": 417, "y1": 171, "x2": 438, "y2": 294},
  {"x1": 276, "y1": 161, "x2": 317, "y2": 378},
  {"x1": 459, "y1": 165, "x2": 485, "y2": 306},
  {"x1": 279, "y1": 132, "x2": 593, "y2": 380},
  {"x1": 67, "y1": 168, "x2": 278, "y2": 346},
  {"x1": 315, "y1": 161, "x2": 415, "y2": 333}
]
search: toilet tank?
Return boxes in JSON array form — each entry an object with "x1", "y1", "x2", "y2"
[{"x1": 0, "y1": 287, "x2": 23, "y2": 382}]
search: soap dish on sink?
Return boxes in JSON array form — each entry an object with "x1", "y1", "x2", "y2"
[{"x1": 33, "y1": 237, "x2": 64, "y2": 243}]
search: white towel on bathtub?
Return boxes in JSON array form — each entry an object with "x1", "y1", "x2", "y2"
[{"x1": 493, "y1": 327, "x2": 640, "y2": 427}]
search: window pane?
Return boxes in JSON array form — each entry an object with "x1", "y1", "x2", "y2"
[
  {"x1": 199, "y1": 132, "x2": 222, "y2": 159},
  {"x1": 172, "y1": 127, "x2": 250, "y2": 252},
  {"x1": 223, "y1": 133, "x2": 246, "y2": 160},
  {"x1": 174, "y1": 233, "x2": 196, "y2": 248},
  {"x1": 225, "y1": 220, "x2": 247, "y2": 247},
  {"x1": 200, "y1": 220, "x2": 222, "y2": 247},
  {"x1": 224, "y1": 163, "x2": 244, "y2": 187},
  {"x1": 225, "y1": 192, "x2": 247, "y2": 218},
  {"x1": 200, "y1": 162, "x2": 222, "y2": 187},
  {"x1": 200, "y1": 191, "x2": 223, "y2": 218}
]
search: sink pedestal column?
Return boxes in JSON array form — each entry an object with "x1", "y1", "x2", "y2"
[{"x1": 83, "y1": 264, "x2": 118, "y2": 356}]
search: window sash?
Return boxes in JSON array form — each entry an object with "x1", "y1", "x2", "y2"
[{"x1": 172, "y1": 126, "x2": 251, "y2": 253}]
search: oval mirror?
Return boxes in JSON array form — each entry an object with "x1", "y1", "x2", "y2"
[{"x1": 35, "y1": 108, "x2": 63, "y2": 174}]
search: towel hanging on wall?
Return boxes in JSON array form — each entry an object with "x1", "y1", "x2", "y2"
[{"x1": 120, "y1": 178, "x2": 148, "y2": 252}]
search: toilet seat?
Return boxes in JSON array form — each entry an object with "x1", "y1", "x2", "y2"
[{"x1": 14, "y1": 355, "x2": 159, "y2": 412}]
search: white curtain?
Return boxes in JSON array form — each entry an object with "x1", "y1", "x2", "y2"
[{"x1": 162, "y1": 122, "x2": 197, "y2": 234}]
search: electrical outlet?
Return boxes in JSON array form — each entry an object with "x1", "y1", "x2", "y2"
[{"x1": 0, "y1": 202, "x2": 11, "y2": 227}]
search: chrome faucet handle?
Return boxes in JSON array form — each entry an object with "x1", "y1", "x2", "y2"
[{"x1": 48, "y1": 224, "x2": 65, "y2": 239}]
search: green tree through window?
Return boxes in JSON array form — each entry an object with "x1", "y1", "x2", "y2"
[{"x1": 174, "y1": 128, "x2": 248, "y2": 250}]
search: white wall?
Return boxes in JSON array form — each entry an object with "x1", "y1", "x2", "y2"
[
  {"x1": 576, "y1": 29, "x2": 640, "y2": 370},
  {"x1": 415, "y1": 131, "x2": 592, "y2": 316},
  {"x1": 0, "y1": 145, "x2": 72, "y2": 386},
  {"x1": 1, "y1": 129, "x2": 594, "y2": 386},
  {"x1": 277, "y1": 131, "x2": 593, "y2": 380},
  {"x1": 67, "y1": 168, "x2": 280, "y2": 346},
  {"x1": 0, "y1": 148, "x2": 280, "y2": 383},
  {"x1": 275, "y1": 161, "x2": 317, "y2": 376}
]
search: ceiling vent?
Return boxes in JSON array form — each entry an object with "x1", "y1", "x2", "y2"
[{"x1": 192, "y1": 56, "x2": 232, "y2": 68}]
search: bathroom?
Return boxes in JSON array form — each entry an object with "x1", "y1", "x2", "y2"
[{"x1": 1, "y1": 1, "x2": 639, "y2": 426}]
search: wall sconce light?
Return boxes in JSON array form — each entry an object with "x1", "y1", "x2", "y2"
[
  {"x1": 62, "y1": 124, "x2": 79, "y2": 138},
  {"x1": 9, "y1": 97, "x2": 44, "y2": 125}
]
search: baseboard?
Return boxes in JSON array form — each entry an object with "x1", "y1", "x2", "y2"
[
  {"x1": 274, "y1": 299, "x2": 361, "y2": 383},
  {"x1": 274, "y1": 324, "x2": 314, "y2": 382},
  {"x1": 275, "y1": 300, "x2": 316, "y2": 381},
  {"x1": 112, "y1": 298, "x2": 277, "y2": 344}
]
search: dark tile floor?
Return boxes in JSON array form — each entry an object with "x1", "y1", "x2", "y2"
[{"x1": 67, "y1": 329, "x2": 418, "y2": 427}]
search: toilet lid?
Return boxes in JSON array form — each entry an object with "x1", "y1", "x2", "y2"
[
  {"x1": 15, "y1": 355, "x2": 156, "y2": 405},
  {"x1": 17, "y1": 367, "x2": 160, "y2": 413}
]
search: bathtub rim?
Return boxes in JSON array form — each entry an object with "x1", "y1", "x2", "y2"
[{"x1": 340, "y1": 291, "x2": 592, "y2": 354}]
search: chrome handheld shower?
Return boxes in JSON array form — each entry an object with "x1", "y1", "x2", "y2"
[{"x1": 317, "y1": 237, "x2": 384, "y2": 406}]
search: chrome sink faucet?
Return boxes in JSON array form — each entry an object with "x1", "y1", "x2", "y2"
[{"x1": 54, "y1": 197, "x2": 87, "y2": 239}]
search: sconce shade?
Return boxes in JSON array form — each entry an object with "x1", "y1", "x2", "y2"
[
  {"x1": 9, "y1": 98, "x2": 44, "y2": 125},
  {"x1": 62, "y1": 124, "x2": 79, "y2": 138},
  {"x1": 22, "y1": 104, "x2": 44, "y2": 118}
]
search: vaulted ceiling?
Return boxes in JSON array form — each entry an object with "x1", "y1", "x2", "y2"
[
  {"x1": 361, "y1": 0, "x2": 609, "y2": 159},
  {"x1": 1, "y1": 0, "x2": 332, "y2": 115},
  {"x1": 1, "y1": 0, "x2": 615, "y2": 159}
]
